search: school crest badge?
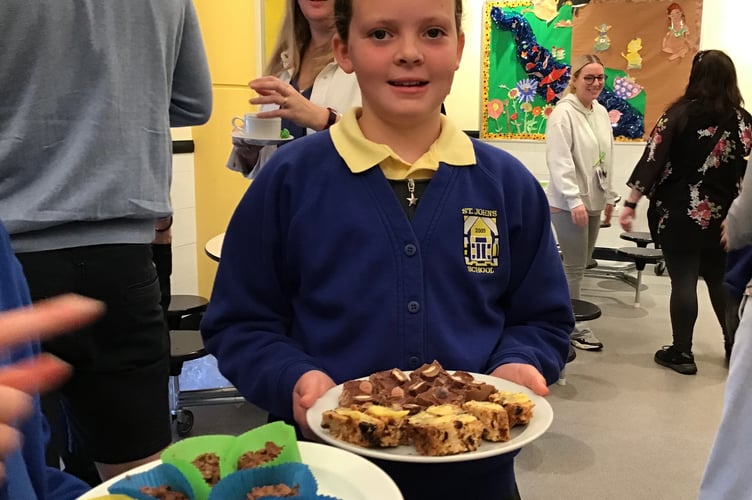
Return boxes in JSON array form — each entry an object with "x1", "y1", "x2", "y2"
[{"x1": 463, "y1": 208, "x2": 499, "y2": 274}]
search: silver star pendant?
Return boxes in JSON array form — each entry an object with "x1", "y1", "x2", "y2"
[{"x1": 406, "y1": 178, "x2": 418, "y2": 207}]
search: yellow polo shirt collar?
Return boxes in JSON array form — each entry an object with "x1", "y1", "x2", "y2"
[{"x1": 330, "y1": 107, "x2": 476, "y2": 180}]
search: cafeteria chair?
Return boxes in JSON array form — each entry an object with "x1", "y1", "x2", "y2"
[
  {"x1": 615, "y1": 246, "x2": 664, "y2": 307},
  {"x1": 587, "y1": 232, "x2": 664, "y2": 307},
  {"x1": 619, "y1": 231, "x2": 666, "y2": 276},
  {"x1": 169, "y1": 329, "x2": 246, "y2": 436}
]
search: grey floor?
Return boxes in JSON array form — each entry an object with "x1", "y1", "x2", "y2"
[{"x1": 179, "y1": 262, "x2": 728, "y2": 500}]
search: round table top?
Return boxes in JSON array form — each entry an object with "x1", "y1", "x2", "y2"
[{"x1": 204, "y1": 232, "x2": 225, "y2": 262}]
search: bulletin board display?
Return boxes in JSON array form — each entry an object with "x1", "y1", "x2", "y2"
[{"x1": 481, "y1": 0, "x2": 703, "y2": 141}]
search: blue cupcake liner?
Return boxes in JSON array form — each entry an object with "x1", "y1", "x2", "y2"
[
  {"x1": 208, "y1": 463, "x2": 317, "y2": 500},
  {"x1": 109, "y1": 463, "x2": 194, "y2": 500}
]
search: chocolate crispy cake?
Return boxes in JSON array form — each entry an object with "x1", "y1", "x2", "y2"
[{"x1": 321, "y1": 361, "x2": 534, "y2": 456}]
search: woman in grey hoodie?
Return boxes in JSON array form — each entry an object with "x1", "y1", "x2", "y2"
[{"x1": 545, "y1": 54, "x2": 617, "y2": 351}]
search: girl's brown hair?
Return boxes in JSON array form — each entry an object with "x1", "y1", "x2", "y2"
[
  {"x1": 264, "y1": 0, "x2": 335, "y2": 78},
  {"x1": 669, "y1": 49, "x2": 744, "y2": 119},
  {"x1": 334, "y1": 0, "x2": 463, "y2": 42}
]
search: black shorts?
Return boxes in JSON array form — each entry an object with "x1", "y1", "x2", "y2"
[{"x1": 17, "y1": 244, "x2": 171, "y2": 463}]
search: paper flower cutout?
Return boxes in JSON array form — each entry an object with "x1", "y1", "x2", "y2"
[
  {"x1": 516, "y1": 78, "x2": 538, "y2": 103},
  {"x1": 487, "y1": 99, "x2": 504, "y2": 120}
]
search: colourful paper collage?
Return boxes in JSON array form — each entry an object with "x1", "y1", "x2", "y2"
[
  {"x1": 481, "y1": 0, "x2": 703, "y2": 141},
  {"x1": 483, "y1": 1, "x2": 573, "y2": 140}
]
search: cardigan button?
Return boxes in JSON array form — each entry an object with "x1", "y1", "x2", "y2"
[
  {"x1": 407, "y1": 301, "x2": 420, "y2": 313},
  {"x1": 404, "y1": 244, "x2": 417, "y2": 256}
]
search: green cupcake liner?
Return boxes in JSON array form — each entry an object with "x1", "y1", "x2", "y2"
[
  {"x1": 221, "y1": 421, "x2": 301, "y2": 474},
  {"x1": 161, "y1": 434, "x2": 236, "y2": 500}
]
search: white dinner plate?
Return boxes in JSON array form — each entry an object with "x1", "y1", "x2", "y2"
[
  {"x1": 306, "y1": 372, "x2": 553, "y2": 463},
  {"x1": 77, "y1": 441, "x2": 403, "y2": 500},
  {"x1": 231, "y1": 131, "x2": 294, "y2": 146}
]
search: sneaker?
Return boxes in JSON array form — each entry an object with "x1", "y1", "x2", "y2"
[
  {"x1": 654, "y1": 345, "x2": 697, "y2": 375},
  {"x1": 570, "y1": 328, "x2": 603, "y2": 351},
  {"x1": 566, "y1": 344, "x2": 577, "y2": 363}
]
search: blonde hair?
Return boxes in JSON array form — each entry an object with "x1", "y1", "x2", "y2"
[
  {"x1": 264, "y1": 0, "x2": 335, "y2": 79},
  {"x1": 567, "y1": 54, "x2": 604, "y2": 93}
]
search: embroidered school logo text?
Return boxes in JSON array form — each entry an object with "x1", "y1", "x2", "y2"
[{"x1": 462, "y1": 208, "x2": 499, "y2": 274}]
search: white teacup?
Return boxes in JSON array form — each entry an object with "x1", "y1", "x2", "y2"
[{"x1": 231, "y1": 113, "x2": 281, "y2": 139}]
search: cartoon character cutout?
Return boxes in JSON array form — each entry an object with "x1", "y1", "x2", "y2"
[
  {"x1": 593, "y1": 23, "x2": 611, "y2": 52},
  {"x1": 662, "y1": 2, "x2": 690, "y2": 60},
  {"x1": 524, "y1": 0, "x2": 560, "y2": 24},
  {"x1": 621, "y1": 38, "x2": 643, "y2": 70}
]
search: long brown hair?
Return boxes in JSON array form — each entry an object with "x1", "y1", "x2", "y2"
[
  {"x1": 669, "y1": 49, "x2": 744, "y2": 119},
  {"x1": 264, "y1": 0, "x2": 335, "y2": 78}
]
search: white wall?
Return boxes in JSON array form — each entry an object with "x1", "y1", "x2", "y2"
[
  {"x1": 171, "y1": 152, "x2": 199, "y2": 295},
  {"x1": 170, "y1": 127, "x2": 200, "y2": 296}
]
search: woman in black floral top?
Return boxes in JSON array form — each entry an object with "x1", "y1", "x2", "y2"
[{"x1": 620, "y1": 50, "x2": 752, "y2": 375}]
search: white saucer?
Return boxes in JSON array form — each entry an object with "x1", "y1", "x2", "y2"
[{"x1": 231, "y1": 131, "x2": 295, "y2": 146}]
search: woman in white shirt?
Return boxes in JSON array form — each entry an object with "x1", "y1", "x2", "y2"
[
  {"x1": 228, "y1": 0, "x2": 361, "y2": 178},
  {"x1": 545, "y1": 54, "x2": 617, "y2": 351}
]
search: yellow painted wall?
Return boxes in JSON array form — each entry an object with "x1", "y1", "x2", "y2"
[
  {"x1": 192, "y1": 0, "x2": 258, "y2": 297},
  {"x1": 264, "y1": 2, "x2": 284, "y2": 63}
]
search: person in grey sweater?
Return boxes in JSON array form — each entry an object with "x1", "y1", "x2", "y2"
[
  {"x1": 700, "y1": 155, "x2": 752, "y2": 499},
  {"x1": 0, "y1": 0, "x2": 212, "y2": 481}
]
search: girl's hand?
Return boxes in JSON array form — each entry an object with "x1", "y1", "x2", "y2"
[
  {"x1": 292, "y1": 370, "x2": 335, "y2": 440},
  {"x1": 490, "y1": 363, "x2": 549, "y2": 396}
]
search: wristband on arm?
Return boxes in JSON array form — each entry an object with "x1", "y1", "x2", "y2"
[{"x1": 323, "y1": 107, "x2": 338, "y2": 129}]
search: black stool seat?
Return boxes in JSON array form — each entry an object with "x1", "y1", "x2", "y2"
[
  {"x1": 167, "y1": 294, "x2": 209, "y2": 330},
  {"x1": 168, "y1": 294, "x2": 208, "y2": 316},
  {"x1": 620, "y1": 231, "x2": 653, "y2": 248},
  {"x1": 169, "y1": 294, "x2": 208, "y2": 313},
  {"x1": 170, "y1": 329, "x2": 207, "y2": 375},
  {"x1": 617, "y1": 247, "x2": 663, "y2": 269},
  {"x1": 571, "y1": 299, "x2": 602, "y2": 322}
]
